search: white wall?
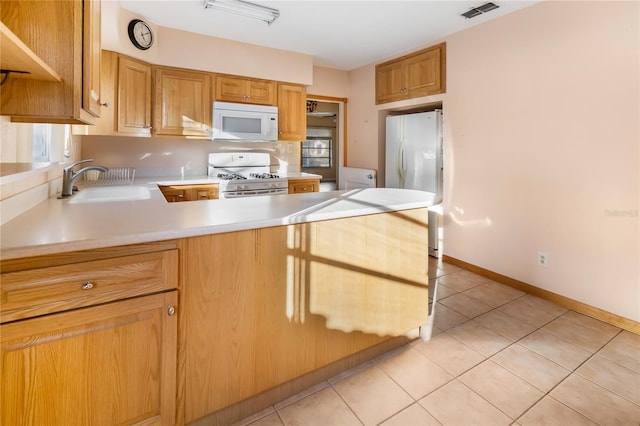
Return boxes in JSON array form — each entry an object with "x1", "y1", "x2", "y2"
[{"x1": 347, "y1": 1, "x2": 640, "y2": 321}]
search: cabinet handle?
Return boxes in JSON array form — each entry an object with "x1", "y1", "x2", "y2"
[
  {"x1": 167, "y1": 306, "x2": 176, "y2": 316},
  {"x1": 81, "y1": 281, "x2": 94, "y2": 290},
  {"x1": 99, "y1": 101, "x2": 110, "y2": 107}
]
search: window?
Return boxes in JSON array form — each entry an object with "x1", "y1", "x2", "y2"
[
  {"x1": 302, "y1": 137, "x2": 332, "y2": 168},
  {"x1": 32, "y1": 124, "x2": 51, "y2": 162}
]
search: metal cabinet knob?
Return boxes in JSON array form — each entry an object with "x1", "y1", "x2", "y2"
[
  {"x1": 167, "y1": 306, "x2": 176, "y2": 316},
  {"x1": 81, "y1": 281, "x2": 94, "y2": 290}
]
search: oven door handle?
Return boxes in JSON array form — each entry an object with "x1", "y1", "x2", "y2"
[{"x1": 222, "y1": 188, "x2": 288, "y2": 198}]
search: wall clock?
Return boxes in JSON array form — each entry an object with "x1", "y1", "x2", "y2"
[{"x1": 127, "y1": 19, "x2": 154, "y2": 50}]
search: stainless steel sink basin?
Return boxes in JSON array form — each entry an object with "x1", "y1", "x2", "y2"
[{"x1": 68, "y1": 185, "x2": 151, "y2": 203}]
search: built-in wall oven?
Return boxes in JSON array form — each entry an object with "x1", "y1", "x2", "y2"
[{"x1": 208, "y1": 152, "x2": 288, "y2": 198}]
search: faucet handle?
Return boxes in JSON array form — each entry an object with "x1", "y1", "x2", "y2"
[{"x1": 64, "y1": 159, "x2": 94, "y2": 172}]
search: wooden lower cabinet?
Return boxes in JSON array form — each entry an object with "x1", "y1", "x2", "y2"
[
  {"x1": 1, "y1": 291, "x2": 178, "y2": 426},
  {"x1": 0, "y1": 242, "x2": 179, "y2": 425},
  {"x1": 181, "y1": 209, "x2": 429, "y2": 422},
  {"x1": 158, "y1": 184, "x2": 219, "y2": 202},
  {"x1": 288, "y1": 178, "x2": 320, "y2": 194}
]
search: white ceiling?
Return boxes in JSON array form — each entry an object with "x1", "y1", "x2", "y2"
[{"x1": 119, "y1": 0, "x2": 540, "y2": 71}]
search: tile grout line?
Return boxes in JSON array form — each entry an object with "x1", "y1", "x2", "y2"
[
  {"x1": 512, "y1": 328, "x2": 626, "y2": 426},
  {"x1": 246, "y1": 265, "x2": 636, "y2": 426}
]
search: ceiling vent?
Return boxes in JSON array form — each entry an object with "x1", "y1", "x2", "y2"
[{"x1": 461, "y1": 2, "x2": 500, "y2": 19}]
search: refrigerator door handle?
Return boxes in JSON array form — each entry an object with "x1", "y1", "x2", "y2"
[{"x1": 397, "y1": 142, "x2": 405, "y2": 188}]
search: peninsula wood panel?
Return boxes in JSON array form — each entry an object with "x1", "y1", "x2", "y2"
[
  {"x1": 182, "y1": 209, "x2": 429, "y2": 421},
  {"x1": 308, "y1": 209, "x2": 430, "y2": 336},
  {"x1": 153, "y1": 67, "x2": 212, "y2": 137},
  {"x1": 183, "y1": 230, "x2": 258, "y2": 422},
  {"x1": 1, "y1": 291, "x2": 178, "y2": 426}
]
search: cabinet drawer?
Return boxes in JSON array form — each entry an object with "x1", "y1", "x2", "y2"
[
  {"x1": 190, "y1": 184, "x2": 219, "y2": 200},
  {"x1": 159, "y1": 185, "x2": 188, "y2": 202},
  {"x1": 288, "y1": 180, "x2": 319, "y2": 194},
  {"x1": 0, "y1": 250, "x2": 178, "y2": 323}
]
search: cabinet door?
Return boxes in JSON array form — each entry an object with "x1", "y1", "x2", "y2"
[
  {"x1": 154, "y1": 67, "x2": 212, "y2": 138},
  {"x1": 216, "y1": 76, "x2": 276, "y2": 105},
  {"x1": 0, "y1": 0, "x2": 94, "y2": 124},
  {"x1": 82, "y1": 0, "x2": 102, "y2": 118},
  {"x1": 375, "y1": 60, "x2": 406, "y2": 104},
  {"x1": 85, "y1": 50, "x2": 117, "y2": 135},
  {"x1": 406, "y1": 46, "x2": 443, "y2": 97},
  {"x1": 277, "y1": 83, "x2": 307, "y2": 141},
  {"x1": 118, "y1": 56, "x2": 152, "y2": 136},
  {"x1": 1, "y1": 291, "x2": 178, "y2": 426},
  {"x1": 245, "y1": 80, "x2": 276, "y2": 105},
  {"x1": 216, "y1": 76, "x2": 248, "y2": 103}
]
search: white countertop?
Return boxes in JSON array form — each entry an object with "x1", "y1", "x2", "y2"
[{"x1": 0, "y1": 183, "x2": 436, "y2": 261}]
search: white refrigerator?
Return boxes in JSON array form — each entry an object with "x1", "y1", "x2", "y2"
[{"x1": 385, "y1": 110, "x2": 443, "y2": 256}]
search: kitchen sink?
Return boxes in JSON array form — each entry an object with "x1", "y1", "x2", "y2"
[{"x1": 67, "y1": 185, "x2": 151, "y2": 204}]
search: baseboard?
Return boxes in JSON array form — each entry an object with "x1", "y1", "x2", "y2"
[{"x1": 442, "y1": 255, "x2": 640, "y2": 335}]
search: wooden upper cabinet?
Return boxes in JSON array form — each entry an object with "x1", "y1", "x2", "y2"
[
  {"x1": 118, "y1": 56, "x2": 152, "y2": 136},
  {"x1": 376, "y1": 42, "x2": 446, "y2": 105},
  {"x1": 216, "y1": 75, "x2": 276, "y2": 105},
  {"x1": 0, "y1": 0, "x2": 99, "y2": 124},
  {"x1": 82, "y1": 0, "x2": 102, "y2": 118},
  {"x1": 84, "y1": 50, "x2": 117, "y2": 135},
  {"x1": 153, "y1": 67, "x2": 212, "y2": 138},
  {"x1": 277, "y1": 83, "x2": 307, "y2": 142}
]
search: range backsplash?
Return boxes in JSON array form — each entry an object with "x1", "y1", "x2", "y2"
[{"x1": 80, "y1": 136, "x2": 301, "y2": 178}]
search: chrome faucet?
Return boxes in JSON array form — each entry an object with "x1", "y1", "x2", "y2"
[{"x1": 60, "y1": 159, "x2": 109, "y2": 198}]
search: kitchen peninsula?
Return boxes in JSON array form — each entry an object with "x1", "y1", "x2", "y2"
[{"x1": 1, "y1": 187, "x2": 435, "y2": 425}]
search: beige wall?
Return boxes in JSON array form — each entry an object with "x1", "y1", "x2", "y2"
[
  {"x1": 347, "y1": 1, "x2": 640, "y2": 321},
  {"x1": 308, "y1": 66, "x2": 349, "y2": 97},
  {"x1": 102, "y1": 1, "x2": 313, "y2": 84}
]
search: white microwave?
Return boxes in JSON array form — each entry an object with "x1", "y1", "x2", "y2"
[{"x1": 212, "y1": 101, "x2": 278, "y2": 142}]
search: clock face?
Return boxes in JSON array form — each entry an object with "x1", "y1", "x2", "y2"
[{"x1": 128, "y1": 19, "x2": 153, "y2": 50}]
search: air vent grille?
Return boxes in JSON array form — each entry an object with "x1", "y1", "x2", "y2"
[{"x1": 461, "y1": 2, "x2": 500, "y2": 19}]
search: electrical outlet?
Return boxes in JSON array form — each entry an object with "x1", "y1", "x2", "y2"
[{"x1": 537, "y1": 251, "x2": 549, "y2": 268}]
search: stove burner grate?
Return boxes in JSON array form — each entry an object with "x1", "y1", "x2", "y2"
[
  {"x1": 217, "y1": 173, "x2": 247, "y2": 180},
  {"x1": 249, "y1": 172, "x2": 280, "y2": 179}
]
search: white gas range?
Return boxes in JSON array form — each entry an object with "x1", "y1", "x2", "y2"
[{"x1": 208, "y1": 152, "x2": 288, "y2": 198}]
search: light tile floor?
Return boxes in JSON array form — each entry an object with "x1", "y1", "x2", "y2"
[{"x1": 236, "y1": 259, "x2": 640, "y2": 426}]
